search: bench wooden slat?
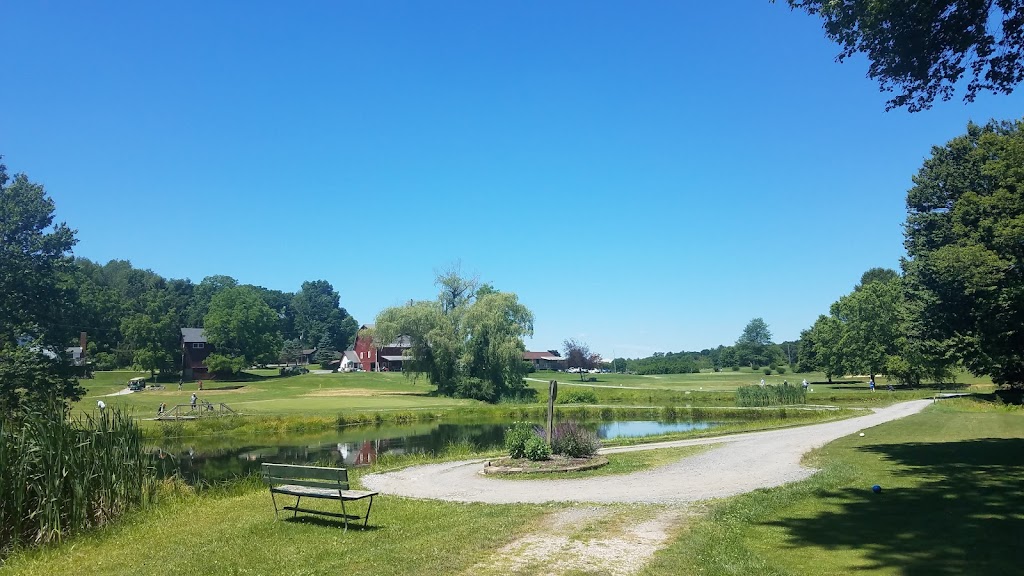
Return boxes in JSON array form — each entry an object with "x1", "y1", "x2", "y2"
[
  {"x1": 270, "y1": 485, "x2": 377, "y2": 500},
  {"x1": 262, "y1": 463, "x2": 348, "y2": 482},
  {"x1": 265, "y1": 477, "x2": 350, "y2": 491}
]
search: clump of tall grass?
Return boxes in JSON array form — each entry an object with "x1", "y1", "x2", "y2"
[
  {"x1": 735, "y1": 383, "x2": 807, "y2": 407},
  {"x1": 0, "y1": 399, "x2": 154, "y2": 557}
]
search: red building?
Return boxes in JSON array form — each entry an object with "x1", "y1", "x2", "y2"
[{"x1": 353, "y1": 324, "x2": 412, "y2": 372}]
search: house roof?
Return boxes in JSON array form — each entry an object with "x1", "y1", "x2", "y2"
[
  {"x1": 386, "y1": 335, "x2": 412, "y2": 348},
  {"x1": 343, "y1": 350, "x2": 360, "y2": 363},
  {"x1": 301, "y1": 348, "x2": 316, "y2": 355},
  {"x1": 380, "y1": 355, "x2": 410, "y2": 361},
  {"x1": 524, "y1": 351, "x2": 557, "y2": 360},
  {"x1": 181, "y1": 328, "x2": 207, "y2": 343}
]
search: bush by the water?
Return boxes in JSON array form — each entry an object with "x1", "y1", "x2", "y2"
[
  {"x1": 550, "y1": 421, "x2": 600, "y2": 458},
  {"x1": 735, "y1": 383, "x2": 806, "y2": 407},
  {"x1": 558, "y1": 389, "x2": 598, "y2": 404},
  {"x1": 0, "y1": 400, "x2": 154, "y2": 557},
  {"x1": 524, "y1": 436, "x2": 552, "y2": 461},
  {"x1": 504, "y1": 421, "x2": 534, "y2": 459}
]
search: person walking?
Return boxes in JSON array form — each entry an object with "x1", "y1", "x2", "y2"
[
  {"x1": 869, "y1": 377, "x2": 876, "y2": 392},
  {"x1": 178, "y1": 378, "x2": 183, "y2": 391},
  {"x1": 802, "y1": 378, "x2": 809, "y2": 390},
  {"x1": 198, "y1": 380, "x2": 203, "y2": 391},
  {"x1": 190, "y1": 393, "x2": 198, "y2": 409}
]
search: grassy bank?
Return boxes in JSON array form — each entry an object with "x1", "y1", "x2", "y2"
[
  {"x1": 142, "y1": 404, "x2": 853, "y2": 441},
  {"x1": 641, "y1": 397, "x2": 1024, "y2": 576},
  {"x1": 0, "y1": 455, "x2": 547, "y2": 576}
]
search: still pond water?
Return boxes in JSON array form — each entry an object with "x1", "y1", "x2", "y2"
[{"x1": 152, "y1": 419, "x2": 718, "y2": 484}]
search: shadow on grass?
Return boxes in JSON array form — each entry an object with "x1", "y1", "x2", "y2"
[
  {"x1": 766, "y1": 438, "x2": 1024, "y2": 575},
  {"x1": 280, "y1": 514, "x2": 380, "y2": 532},
  {"x1": 825, "y1": 383, "x2": 969, "y2": 391}
]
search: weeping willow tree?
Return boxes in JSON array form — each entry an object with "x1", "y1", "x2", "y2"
[{"x1": 374, "y1": 270, "x2": 534, "y2": 402}]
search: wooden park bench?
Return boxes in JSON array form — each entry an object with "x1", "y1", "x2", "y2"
[{"x1": 261, "y1": 463, "x2": 378, "y2": 531}]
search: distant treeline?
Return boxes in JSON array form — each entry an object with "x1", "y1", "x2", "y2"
[
  {"x1": 67, "y1": 258, "x2": 358, "y2": 374},
  {"x1": 615, "y1": 339, "x2": 800, "y2": 375}
]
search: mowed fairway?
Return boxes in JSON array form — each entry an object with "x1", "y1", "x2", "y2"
[
  {"x1": 74, "y1": 368, "x2": 997, "y2": 420},
  {"x1": 74, "y1": 370, "x2": 477, "y2": 417}
]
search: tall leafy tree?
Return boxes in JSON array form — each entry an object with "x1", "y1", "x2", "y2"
[
  {"x1": 782, "y1": 0, "x2": 1024, "y2": 111},
  {"x1": 120, "y1": 290, "x2": 180, "y2": 377},
  {"x1": 735, "y1": 317, "x2": 773, "y2": 368},
  {"x1": 203, "y1": 286, "x2": 282, "y2": 374},
  {"x1": 292, "y1": 280, "x2": 357, "y2": 351},
  {"x1": 563, "y1": 338, "x2": 602, "y2": 381},
  {"x1": 903, "y1": 119, "x2": 1024, "y2": 387},
  {"x1": 375, "y1": 273, "x2": 534, "y2": 402},
  {"x1": 186, "y1": 275, "x2": 238, "y2": 327},
  {"x1": 0, "y1": 160, "x2": 83, "y2": 408}
]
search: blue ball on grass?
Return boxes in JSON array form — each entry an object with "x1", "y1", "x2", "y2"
[{"x1": 872, "y1": 484, "x2": 882, "y2": 494}]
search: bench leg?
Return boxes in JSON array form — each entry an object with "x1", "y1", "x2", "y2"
[
  {"x1": 294, "y1": 496, "x2": 301, "y2": 518},
  {"x1": 269, "y1": 490, "x2": 279, "y2": 520},
  {"x1": 340, "y1": 498, "x2": 349, "y2": 532},
  {"x1": 363, "y1": 496, "x2": 374, "y2": 528}
]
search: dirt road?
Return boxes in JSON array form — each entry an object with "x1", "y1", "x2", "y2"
[{"x1": 362, "y1": 399, "x2": 931, "y2": 504}]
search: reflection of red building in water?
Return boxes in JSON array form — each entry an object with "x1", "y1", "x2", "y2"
[{"x1": 353, "y1": 440, "x2": 378, "y2": 466}]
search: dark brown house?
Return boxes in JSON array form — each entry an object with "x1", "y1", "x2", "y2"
[
  {"x1": 523, "y1": 351, "x2": 567, "y2": 371},
  {"x1": 181, "y1": 327, "x2": 213, "y2": 380}
]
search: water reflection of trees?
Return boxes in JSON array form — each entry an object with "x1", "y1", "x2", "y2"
[{"x1": 150, "y1": 422, "x2": 511, "y2": 484}]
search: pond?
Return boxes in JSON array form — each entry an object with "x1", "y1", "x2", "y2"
[{"x1": 151, "y1": 419, "x2": 719, "y2": 484}]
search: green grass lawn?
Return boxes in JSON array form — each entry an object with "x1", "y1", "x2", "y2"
[
  {"x1": 0, "y1": 486, "x2": 547, "y2": 576},
  {"x1": 641, "y1": 396, "x2": 1024, "y2": 576},
  {"x1": 74, "y1": 370, "x2": 477, "y2": 418}
]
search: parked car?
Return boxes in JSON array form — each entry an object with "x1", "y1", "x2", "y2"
[{"x1": 279, "y1": 365, "x2": 310, "y2": 376}]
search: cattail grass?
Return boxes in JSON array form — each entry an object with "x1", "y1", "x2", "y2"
[
  {"x1": 0, "y1": 398, "x2": 155, "y2": 557},
  {"x1": 735, "y1": 383, "x2": 807, "y2": 407}
]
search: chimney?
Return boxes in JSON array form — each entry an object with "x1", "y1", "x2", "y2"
[{"x1": 80, "y1": 332, "x2": 87, "y2": 357}]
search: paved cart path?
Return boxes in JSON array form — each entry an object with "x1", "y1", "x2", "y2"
[{"x1": 362, "y1": 399, "x2": 932, "y2": 504}]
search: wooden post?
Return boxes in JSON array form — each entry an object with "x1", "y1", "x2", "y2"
[{"x1": 547, "y1": 380, "x2": 558, "y2": 443}]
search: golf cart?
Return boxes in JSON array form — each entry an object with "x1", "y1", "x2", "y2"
[{"x1": 128, "y1": 377, "x2": 147, "y2": 391}]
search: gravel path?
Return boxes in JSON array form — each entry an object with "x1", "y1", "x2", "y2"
[{"x1": 362, "y1": 399, "x2": 932, "y2": 504}]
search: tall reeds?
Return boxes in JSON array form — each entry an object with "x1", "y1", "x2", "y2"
[
  {"x1": 0, "y1": 399, "x2": 154, "y2": 556},
  {"x1": 735, "y1": 383, "x2": 807, "y2": 407}
]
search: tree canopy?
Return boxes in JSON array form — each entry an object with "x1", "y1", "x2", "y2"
[
  {"x1": 292, "y1": 280, "x2": 358, "y2": 351},
  {"x1": 0, "y1": 160, "x2": 83, "y2": 408},
  {"x1": 203, "y1": 286, "x2": 282, "y2": 374},
  {"x1": 903, "y1": 119, "x2": 1024, "y2": 387},
  {"x1": 374, "y1": 272, "x2": 534, "y2": 402},
  {"x1": 784, "y1": 0, "x2": 1024, "y2": 111},
  {"x1": 563, "y1": 338, "x2": 601, "y2": 380}
]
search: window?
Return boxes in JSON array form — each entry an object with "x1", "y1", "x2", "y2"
[{"x1": 192, "y1": 343, "x2": 204, "y2": 349}]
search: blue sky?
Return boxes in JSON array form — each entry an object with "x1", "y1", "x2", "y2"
[{"x1": 3, "y1": 2, "x2": 1022, "y2": 358}]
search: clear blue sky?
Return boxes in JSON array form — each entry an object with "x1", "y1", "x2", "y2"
[{"x1": 3, "y1": 2, "x2": 1022, "y2": 359}]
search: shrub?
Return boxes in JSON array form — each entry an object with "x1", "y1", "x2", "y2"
[
  {"x1": 777, "y1": 366, "x2": 787, "y2": 374},
  {"x1": 524, "y1": 436, "x2": 552, "y2": 461},
  {"x1": 763, "y1": 368, "x2": 773, "y2": 375},
  {"x1": 558, "y1": 389, "x2": 598, "y2": 404},
  {"x1": 454, "y1": 377, "x2": 497, "y2": 402},
  {"x1": 550, "y1": 421, "x2": 600, "y2": 458},
  {"x1": 731, "y1": 365, "x2": 740, "y2": 371},
  {"x1": 504, "y1": 421, "x2": 534, "y2": 459}
]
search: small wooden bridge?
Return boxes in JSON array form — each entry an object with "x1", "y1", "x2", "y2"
[{"x1": 156, "y1": 402, "x2": 238, "y2": 420}]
